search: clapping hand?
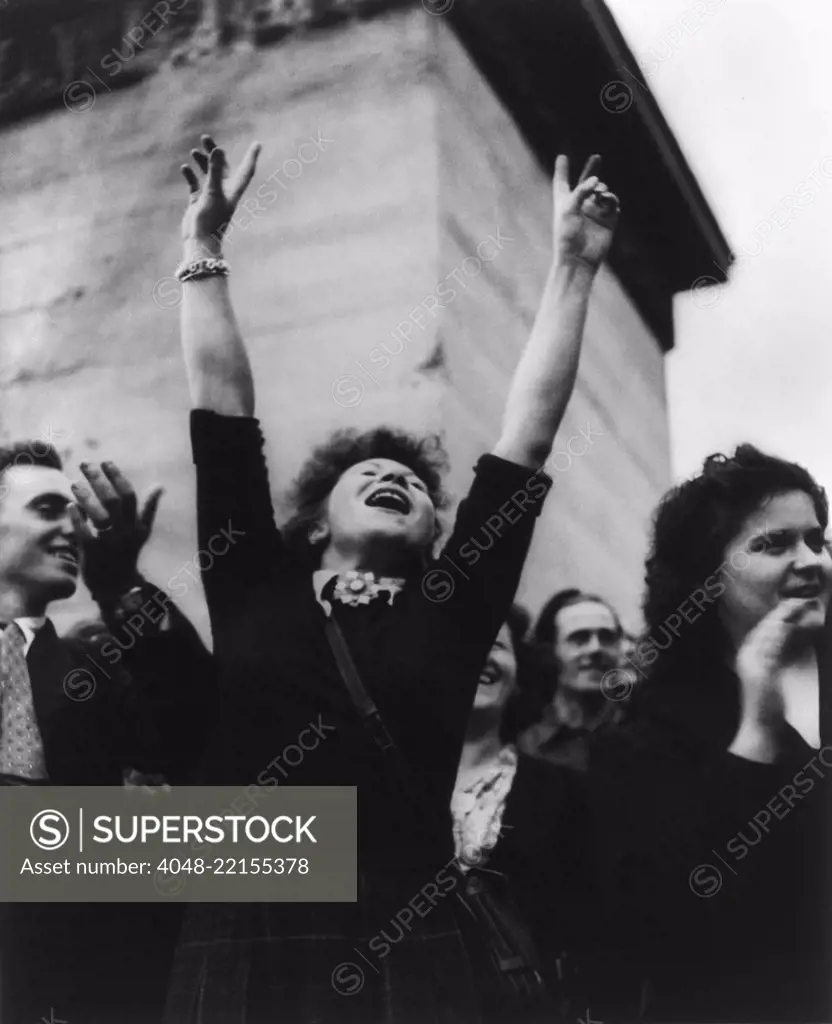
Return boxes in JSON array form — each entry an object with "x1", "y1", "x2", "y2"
[
  {"x1": 731, "y1": 598, "x2": 811, "y2": 760},
  {"x1": 70, "y1": 462, "x2": 163, "y2": 604}
]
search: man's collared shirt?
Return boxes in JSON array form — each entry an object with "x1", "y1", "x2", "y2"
[
  {"x1": 312, "y1": 569, "x2": 341, "y2": 613},
  {"x1": 10, "y1": 617, "x2": 46, "y2": 657}
]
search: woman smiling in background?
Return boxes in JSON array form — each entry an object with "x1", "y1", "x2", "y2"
[
  {"x1": 586, "y1": 445, "x2": 832, "y2": 1023},
  {"x1": 453, "y1": 605, "x2": 593, "y2": 1022}
]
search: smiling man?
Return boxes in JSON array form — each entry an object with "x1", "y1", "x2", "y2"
[
  {"x1": 519, "y1": 588, "x2": 626, "y2": 769},
  {"x1": 0, "y1": 440, "x2": 213, "y2": 1024},
  {"x1": 0, "y1": 446, "x2": 80, "y2": 779},
  {"x1": 0, "y1": 450, "x2": 79, "y2": 618},
  {"x1": 0, "y1": 440, "x2": 210, "y2": 785}
]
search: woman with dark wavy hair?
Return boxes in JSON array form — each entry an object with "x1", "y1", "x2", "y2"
[
  {"x1": 163, "y1": 132, "x2": 619, "y2": 1024},
  {"x1": 585, "y1": 444, "x2": 832, "y2": 1024},
  {"x1": 635, "y1": 444, "x2": 829, "y2": 748}
]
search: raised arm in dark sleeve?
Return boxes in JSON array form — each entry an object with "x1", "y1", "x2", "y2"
[
  {"x1": 429, "y1": 456, "x2": 552, "y2": 647},
  {"x1": 190, "y1": 409, "x2": 287, "y2": 621}
]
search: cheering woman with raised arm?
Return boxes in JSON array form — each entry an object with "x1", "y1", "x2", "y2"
[{"x1": 163, "y1": 135, "x2": 619, "y2": 1024}]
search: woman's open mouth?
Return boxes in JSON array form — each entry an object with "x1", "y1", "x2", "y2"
[
  {"x1": 365, "y1": 487, "x2": 411, "y2": 515},
  {"x1": 478, "y1": 663, "x2": 500, "y2": 687}
]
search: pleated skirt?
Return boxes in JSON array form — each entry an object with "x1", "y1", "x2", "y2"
[{"x1": 162, "y1": 872, "x2": 560, "y2": 1024}]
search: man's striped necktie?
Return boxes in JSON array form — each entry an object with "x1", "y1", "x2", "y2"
[{"x1": 0, "y1": 622, "x2": 48, "y2": 780}]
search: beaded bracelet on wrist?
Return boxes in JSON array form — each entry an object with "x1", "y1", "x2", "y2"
[{"x1": 176, "y1": 257, "x2": 230, "y2": 283}]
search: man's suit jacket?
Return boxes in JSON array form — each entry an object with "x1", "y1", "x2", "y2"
[
  {"x1": 23, "y1": 609, "x2": 215, "y2": 784},
  {"x1": 1, "y1": 608, "x2": 216, "y2": 1024}
]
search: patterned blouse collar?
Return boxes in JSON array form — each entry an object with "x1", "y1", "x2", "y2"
[{"x1": 451, "y1": 744, "x2": 519, "y2": 869}]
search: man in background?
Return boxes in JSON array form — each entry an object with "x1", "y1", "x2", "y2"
[{"x1": 519, "y1": 588, "x2": 628, "y2": 769}]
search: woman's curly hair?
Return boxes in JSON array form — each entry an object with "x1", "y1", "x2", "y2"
[
  {"x1": 641, "y1": 443, "x2": 828, "y2": 693},
  {"x1": 499, "y1": 605, "x2": 558, "y2": 744},
  {"x1": 282, "y1": 427, "x2": 451, "y2": 567}
]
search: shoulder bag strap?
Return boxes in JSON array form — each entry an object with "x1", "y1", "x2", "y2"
[{"x1": 323, "y1": 612, "x2": 547, "y2": 989}]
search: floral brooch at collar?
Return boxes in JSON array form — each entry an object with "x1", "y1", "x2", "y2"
[{"x1": 331, "y1": 570, "x2": 405, "y2": 607}]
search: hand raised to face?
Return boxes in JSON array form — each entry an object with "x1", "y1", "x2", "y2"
[
  {"x1": 552, "y1": 153, "x2": 620, "y2": 271},
  {"x1": 180, "y1": 134, "x2": 262, "y2": 248},
  {"x1": 733, "y1": 596, "x2": 814, "y2": 724},
  {"x1": 70, "y1": 462, "x2": 163, "y2": 603}
]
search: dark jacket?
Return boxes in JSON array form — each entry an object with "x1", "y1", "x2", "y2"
[
  {"x1": 20, "y1": 608, "x2": 213, "y2": 784},
  {"x1": 162, "y1": 411, "x2": 553, "y2": 1024},
  {"x1": 579, "y1": 630, "x2": 832, "y2": 1023},
  {"x1": 1, "y1": 603, "x2": 215, "y2": 1024},
  {"x1": 483, "y1": 753, "x2": 596, "y2": 1016}
]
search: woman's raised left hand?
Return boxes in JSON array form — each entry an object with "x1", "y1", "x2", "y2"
[{"x1": 552, "y1": 153, "x2": 620, "y2": 271}]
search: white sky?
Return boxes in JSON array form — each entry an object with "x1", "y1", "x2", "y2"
[{"x1": 605, "y1": 0, "x2": 832, "y2": 490}]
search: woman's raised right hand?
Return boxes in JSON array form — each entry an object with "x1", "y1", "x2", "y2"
[
  {"x1": 180, "y1": 134, "x2": 262, "y2": 250},
  {"x1": 731, "y1": 597, "x2": 810, "y2": 759}
]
